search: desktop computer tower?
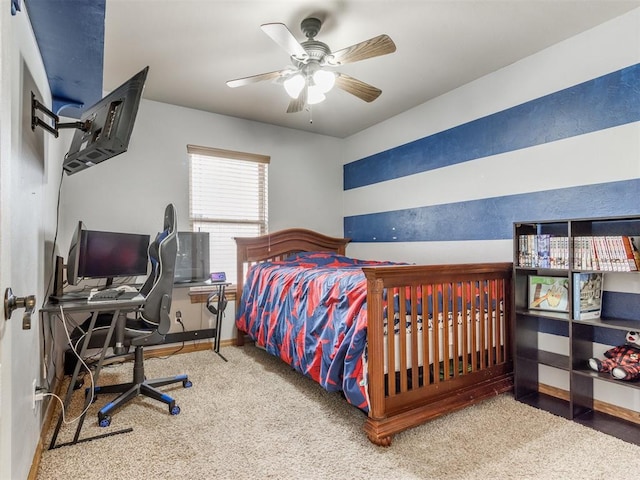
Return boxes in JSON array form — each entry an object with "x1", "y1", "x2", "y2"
[{"x1": 174, "y1": 231, "x2": 210, "y2": 283}]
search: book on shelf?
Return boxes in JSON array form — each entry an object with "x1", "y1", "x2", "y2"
[
  {"x1": 572, "y1": 272, "x2": 604, "y2": 320},
  {"x1": 622, "y1": 236, "x2": 640, "y2": 271},
  {"x1": 571, "y1": 235, "x2": 640, "y2": 272},
  {"x1": 518, "y1": 234, "x2": 568, "y2": 268}
]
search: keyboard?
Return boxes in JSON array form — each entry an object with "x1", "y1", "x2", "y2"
[{"x1": 88, "y1": 288, "x2": 141, "y2": 302}]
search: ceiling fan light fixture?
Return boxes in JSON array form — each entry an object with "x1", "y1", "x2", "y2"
[
  {"x1": 307, "y1": 85, "x2": 326, "y2": 105},
  {"x1": 284, "y1": 74, "x2": 305, "y2": 98},
  {"x1": 312, "y1": 69, "x2": 335, "y2": 94},
  {"x1": 227, "y1": 18, "x2": 396, "y2": 114}
]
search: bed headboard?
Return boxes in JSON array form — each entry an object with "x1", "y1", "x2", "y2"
[{"x1": 234, "y1": 228, "x2": 351, "y2": 298}]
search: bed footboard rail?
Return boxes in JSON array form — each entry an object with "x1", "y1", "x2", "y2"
[{"x1": 362, "y1": 262, "x2": 513, "y2": 445}]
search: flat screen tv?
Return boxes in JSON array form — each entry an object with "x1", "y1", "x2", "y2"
[
  {"x1": 66, "y1": 221, "x2": 150, "y2": 287},
  {"x1": 63, "y1": 66, "x2": 149, "y2": 175}
]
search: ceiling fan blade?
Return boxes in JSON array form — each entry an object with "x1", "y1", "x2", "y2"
[
  {"x1": 226, "y1": 70, "x2": 287, "y2": 88},
  {"x1": 261, "y1": 23, "x2": 308, "y2": 60},
  {"x1": 328, "y1": 34, "x2": 396, "y2": 65},
  {"x1": 286, "y1": 87, "x2": 307, "y2": 113},
  {"x1": 334, "y1": 73, "x2": 382, "y2": 103}
]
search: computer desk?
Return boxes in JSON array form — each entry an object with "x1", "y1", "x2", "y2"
[{"x1": 41, "y1": 296, "x2": 145, "y2": 449}]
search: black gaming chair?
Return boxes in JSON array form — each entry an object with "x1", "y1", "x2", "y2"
[{"x1": 93, "y1": 203, "x2": 192, "y2": 427}]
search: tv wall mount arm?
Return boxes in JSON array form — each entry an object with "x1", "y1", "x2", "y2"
[{"x1": 31, "y1": 92, "x2": 91, "y2": 138}]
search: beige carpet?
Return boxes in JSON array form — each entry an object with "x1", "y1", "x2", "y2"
[{"x1": 37, "y1": 345, "x2": 639, "y2": 480}]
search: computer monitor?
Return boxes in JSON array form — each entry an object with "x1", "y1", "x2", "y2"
[
  {"x1": 174, "y1": 232, "x2": 210, "y2": 283},
  {"x1": 63, "y1": 66, "x2": 149, "y2": 175},
  {"x1": 66, "y1": 222, "x2": 150, "y2": 287}
]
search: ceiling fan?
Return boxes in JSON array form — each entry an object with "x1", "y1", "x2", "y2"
[{"x1": 226, "y1": 17, "x2": 396, "y2": 113}]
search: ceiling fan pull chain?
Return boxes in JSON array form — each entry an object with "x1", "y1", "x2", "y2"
[{"x1": 308, "y1": 105, "x2": 313, "y2": 124}]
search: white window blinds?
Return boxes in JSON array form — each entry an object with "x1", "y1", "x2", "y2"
[{"x1": 187, "y1": 145, "x2": 269, "y2": 284}]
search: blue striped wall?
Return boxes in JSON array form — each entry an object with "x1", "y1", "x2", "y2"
[
  {"x1": 344, "y1": 63, "x2": 640, "y2": 336},
  {"x1": 344, "y1": 63, "x2": 640, "y2": 243},
  {"x1": 344, "y1": 64, "x2": 640, "y2": 192},
  {"x1": 345, "y1": 178, "x2": 640, "y2": 242}
]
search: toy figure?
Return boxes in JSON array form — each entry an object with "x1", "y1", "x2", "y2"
[{"x1": 588, "y1": 331, "x2": 640, "y2": 381}]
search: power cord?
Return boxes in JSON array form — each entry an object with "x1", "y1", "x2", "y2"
[
  {"x1": 37, "y1": 305, "x2": 96, "y2": 425},
  {"x1": 156, "y1": 311, "x2": 186, "y2": 359},
  {"x1": 41, "y1": 168, "x2": 64, "y2": 309}
]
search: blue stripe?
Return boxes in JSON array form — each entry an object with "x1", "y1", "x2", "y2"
[
  {"x1": 539, "y1": 318, "x2": 569, "y2": 337},
  {"x1": 344, "y1": 178, "x2": 640, "y2": 242},
  {"x1": 601, "y1": 291, "x2": 640, "y2": 322},
  {"x1": 344, "y1": 63, "x2": 640, "y2": 190},
  {"x1": 538, "y1": 318, "x2": 630, "y2": 346}
]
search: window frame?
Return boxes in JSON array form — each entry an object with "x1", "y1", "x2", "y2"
[{"x1": 187, "y1": 144, "x2": 269, "y2": 286}]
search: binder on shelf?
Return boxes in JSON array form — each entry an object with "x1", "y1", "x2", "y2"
[{"x1": 572, "y1": 272, "x2": 604, "y2": 320}]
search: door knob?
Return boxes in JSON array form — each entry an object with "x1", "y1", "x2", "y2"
[{"x1": 4, "y1": 287, "x2": 36, "y2": 330}]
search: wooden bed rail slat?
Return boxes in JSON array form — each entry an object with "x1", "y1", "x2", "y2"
[
  {"x1": 410, "y1": 287, "x2": 419, "y2": 390},
  {"x1": 398, "y1": 287, "x2": 408, "y2": 393}
]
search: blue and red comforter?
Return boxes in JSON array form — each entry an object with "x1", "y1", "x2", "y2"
[{"x1": 236, "y1": 252, "x2": 397, "y2": 411}]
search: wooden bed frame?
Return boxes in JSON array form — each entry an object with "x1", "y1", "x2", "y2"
[{"x1": 235, "y1": 228, "x2": 514, "y2": 446}]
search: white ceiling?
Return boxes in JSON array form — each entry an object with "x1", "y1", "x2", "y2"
[{"x1": 103, "y1": 0, "x2": 640, "y2": 138}]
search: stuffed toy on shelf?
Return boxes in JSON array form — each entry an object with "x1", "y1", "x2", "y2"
[{"x1": 588, "y1": 331, "x2": 640, "y2": 381}]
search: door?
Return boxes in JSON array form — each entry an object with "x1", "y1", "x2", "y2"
[{"x1": 0, "y1": 15, "x2": 47, "y2": 478}]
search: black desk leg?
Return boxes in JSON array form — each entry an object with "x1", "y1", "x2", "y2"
[{"x1": 214, "y1": 285, "x2": 227, "y2": 362}]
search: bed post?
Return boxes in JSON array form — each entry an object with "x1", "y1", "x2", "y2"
[
  {"x1": 235, "y1": 239, "x2": 248, "y2": 346},
  {"x1": 363, "y1": 274, "x2": 393, "y2": 446}
]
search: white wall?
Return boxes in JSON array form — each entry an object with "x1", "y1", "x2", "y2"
[
  {"x1": 56, "y1": 98, "x2": 344, "y2": 337},
  {"x1": 0, "y1": 3, "x2": 61, "y2": 479},
  {"x1": 58, "y1": 99, "x2": 344, "y2": 250}
]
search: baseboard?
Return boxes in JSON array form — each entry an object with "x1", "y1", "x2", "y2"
[
  {"x1": 538, "y1": 383, "x2": 640, "y2": 426},
  {"x1": 145, "y1": 340, "x2": 214, "y2": 358}
]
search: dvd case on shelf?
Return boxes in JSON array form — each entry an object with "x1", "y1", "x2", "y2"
[{"x1": 572, "y1": 272, "x2": 604, "y2": 320}]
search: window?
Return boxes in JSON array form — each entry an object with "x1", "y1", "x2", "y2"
[{"x1": 187, "y1": 145, "x2": 269, "y2": 284}]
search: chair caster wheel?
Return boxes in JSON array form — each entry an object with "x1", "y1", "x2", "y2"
[
  {"x1": 183, "y1": 380, "x2": 192, "y2": 388},
  {"x1": 170, "y1": 405, "x2": 181, "y2": 415},
  {"x1": 99, "y1": 416, "x2": 111, "y2": 428}
]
